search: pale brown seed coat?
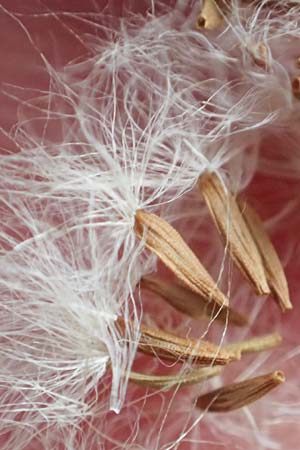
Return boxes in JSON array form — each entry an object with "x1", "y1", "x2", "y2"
[
  {"x1": 238, "y1": 200, "x2": 292, "y2": 311},
  {"x1": 198, "y1": 172, "x2": 270, "y2": 296},
  {"x1": 117, "y1": 317, "x2": 236, "y2": 366},
  {"x1": 137, "y1": 322, "x2": 236, "y2": 366},
  {"x1": 135, "y1": 209, "x2": 229, "y2": 308}
]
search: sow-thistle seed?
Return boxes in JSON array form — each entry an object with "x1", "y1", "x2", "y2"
[
  {"x1": 134, "y1": 209, "x2": 229, "y2": 308},
  {"x1": 196, "y1": 0, "x2": 225, "y2": 30},
  {"x1": 137, "y1": 322, "x2": 236, "y2": 366},
  {"x1": 196, "y1": 370, "x2": 285, "y2": 412},
  {"x1": 117, "y1": 317, "x2": 236, "y2": 365},
  {"x1": 129, "y1": 366, "x2": 222, "y2": 390},
  {"x1": 198, "y1": 172, "x2": 270, "y2": 296},
  {"x1": 141, "y1": 274, "x2": 248, "y2": 327},
  {"x1": 238, "y1": 200, "x2": 292, "y2": 312},
  {"x1": 225, "y1": 332, "x2": 282, "y2": 359}
]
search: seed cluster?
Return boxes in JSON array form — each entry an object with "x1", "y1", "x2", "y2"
[{"x1": 132, "y1": 172, "x2": 290, "y2": 412}]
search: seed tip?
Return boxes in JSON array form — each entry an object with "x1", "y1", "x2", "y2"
[
  {"x1": 196, "y1": 15, "x2": 206, "y2": 29},
  {"x1": 273, "y1": 370, "x2": 285, "y2": 384}
]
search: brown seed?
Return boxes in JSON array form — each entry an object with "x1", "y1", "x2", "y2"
[
  {"x1": 238, "y1": 200, "x2": 292, "y2": 312},
  {"x1": 196, "y1": 0, "x2": 226, "y2": 31},
  {"x1": 141, "y1": 274, "x2": 248, "y2": 327},
  {"x1": 117, "y1": 317, "x2": 236, "y2": 366},
  {"x1": 134, "y1": 209, "x2": 229, "y2": 308},
  {"x1": 196, "y1": 370, "x2": 285, "y2": 412},
  {"x1": 225, "y1": 332, "x2": 282, "y2": 359},
  {"x1": 137, "y1": 322, "x2": 236, "y2": 366},
  {"x1": 198, "y1": 172, "x2": 270, "y2": 296},
  {"x1": 129, "y1": 366, "x2": 222, "y2": 390}
]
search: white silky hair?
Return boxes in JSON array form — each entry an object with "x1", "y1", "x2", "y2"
[{"x1": 1, "y1": 1, "x2": 300, "y2": 449}]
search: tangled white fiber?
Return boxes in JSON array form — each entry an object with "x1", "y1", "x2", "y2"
[{"x1": 1, "y1": 1, "x2": 300, "y2": 449}]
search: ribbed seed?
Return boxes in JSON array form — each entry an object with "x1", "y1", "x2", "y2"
[
  {"x1": 141, "y1": 274, "x2": 248, "y2": 327},
  {"x1": 198, "y1": 172, "x2": 270, "y2": 296},
  {"x1": 117, "y1": 317, "x2": 236, "y2": 366},
  {"x1": 238, "y1": 200, "x2": 292, "y2": 312},
  {"x1": 135, "y1": 209, "x2": 229, "y2": 308},
  {"x1": 137, "y1": 322, "x2": 236, "y2": 366},
  {"x1": 196, "y1": 370, "x2": 285, "y2": 412}
]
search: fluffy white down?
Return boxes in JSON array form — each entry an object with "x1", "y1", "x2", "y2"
[{"x1": 0, "y1": 1, "x2": 300, "y2": 449}]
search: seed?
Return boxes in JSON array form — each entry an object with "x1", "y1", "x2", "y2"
[
  {"x1": 196, "y1": 0, "x2": 225, "y2": 31},
  {"x1": 238, "y1": 200, "x2": 292, "y2": 312},
  {"x1": 117, "y1": 317, "x2": 237, "y2": 366},
  {"x1": 198, "y1": 172, "x2": 270, "y2": 296},
  {"x1": 141, "y1": 274, "x2": 248, "y2": 327},
  {"x1": 135, "y1": 209, "x2": 229, "y2": 308},
  {"x1": 129, "y1": 366, "x2": 222, "y2": 390},
  {"x1": 137, "y1": 322, "x2": 236, "y2": 366},
  {"x1": 196, "y1": 370, "x2": 285, "y2": 412}
]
